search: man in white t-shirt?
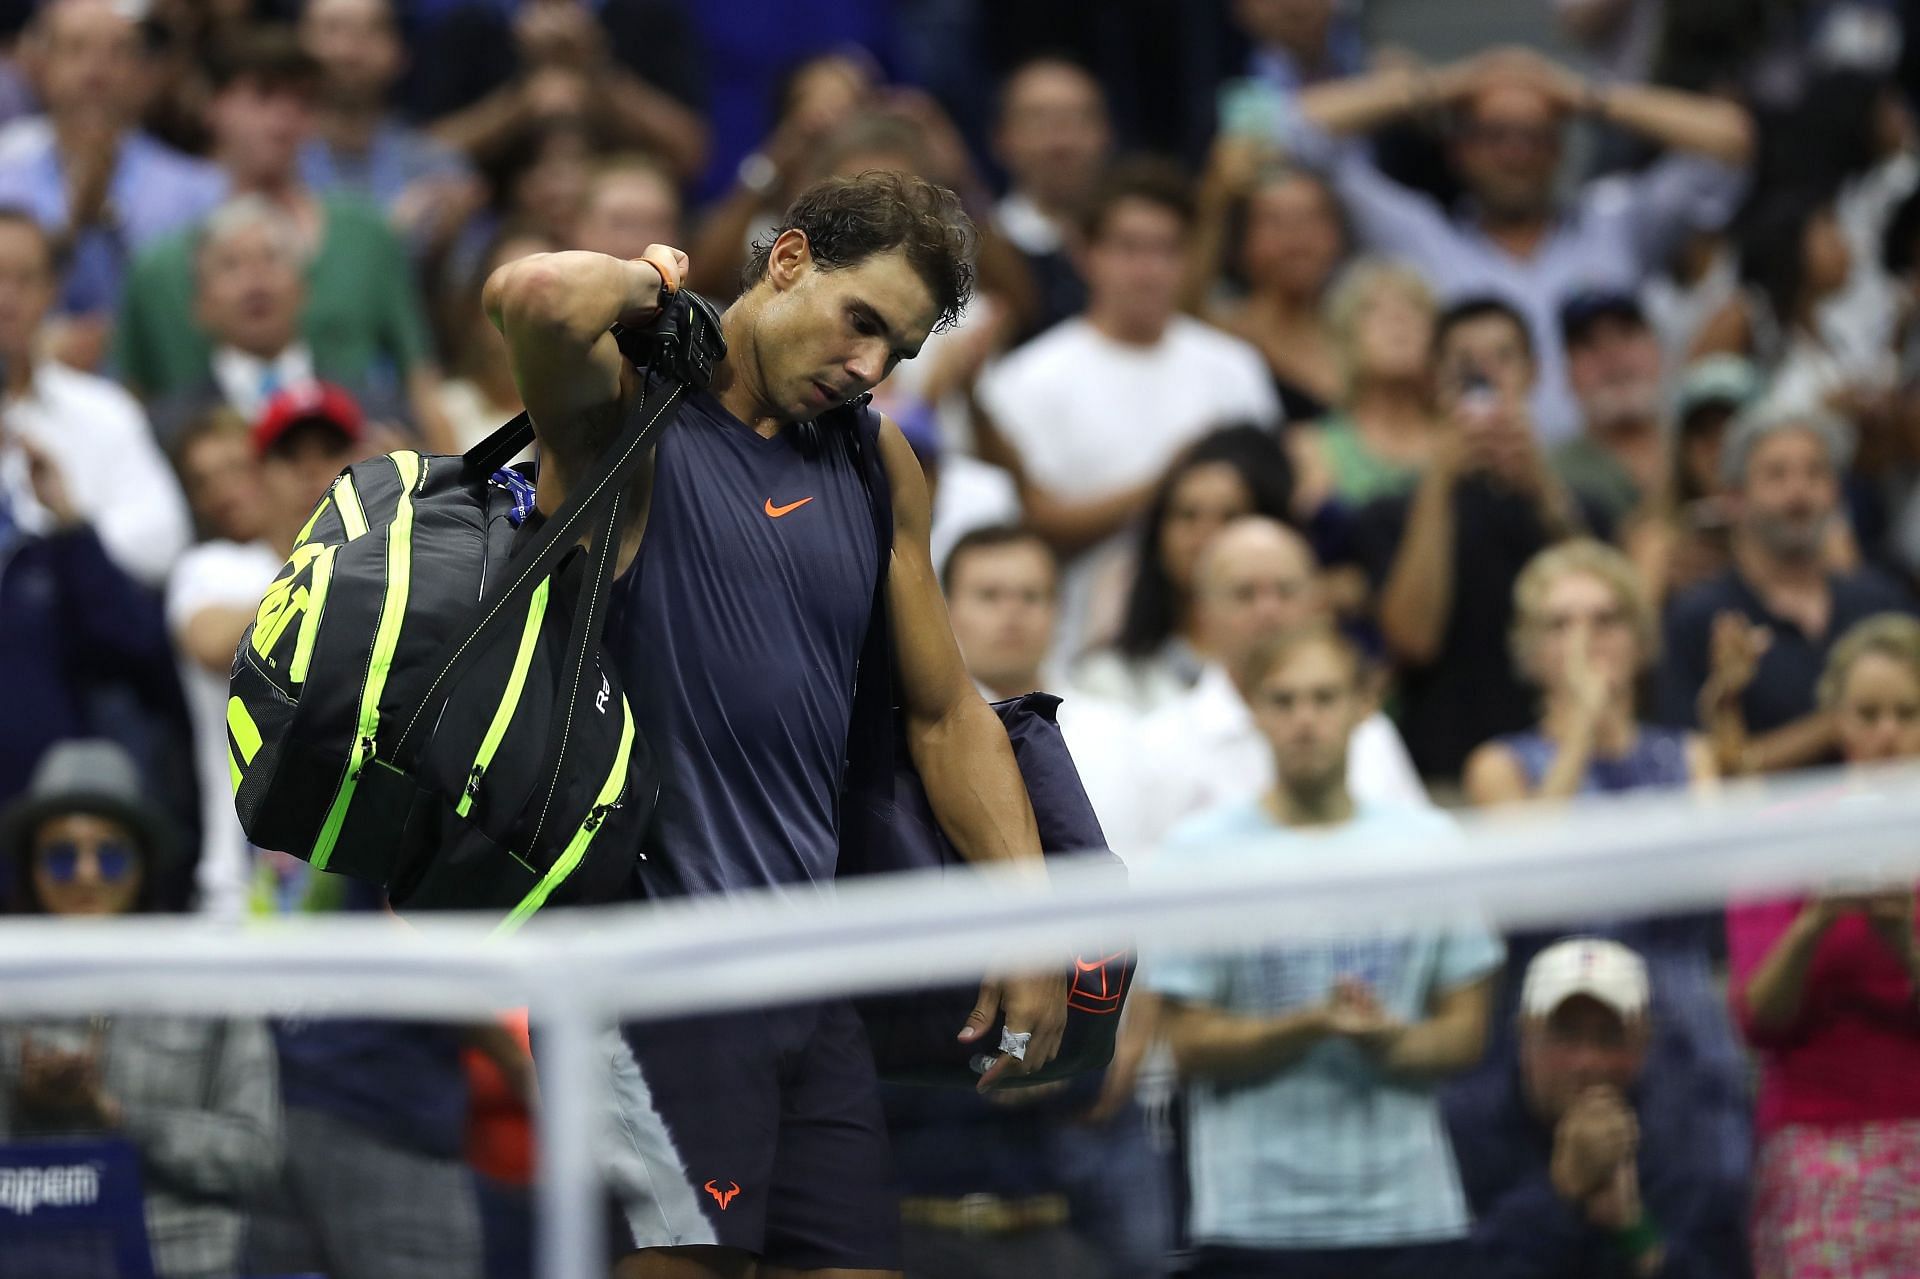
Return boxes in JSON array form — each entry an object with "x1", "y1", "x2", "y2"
[
  {"x1": 977, "y1": 159, "x2": 1280, "y2": 663},
  {"x1": 167, "y1": 383, "x2": 367, "y2": 918},
  {"x1": 1135, "y1": 517, "x2": 1425, "y2": 851}
]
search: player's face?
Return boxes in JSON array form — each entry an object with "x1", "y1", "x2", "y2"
[
  {"x1": 1248, "y1": 640, "x2": 1360, "y2": 794},
  {"x1": 756, "y1": 244, "x2": 937, "y2": 420}
]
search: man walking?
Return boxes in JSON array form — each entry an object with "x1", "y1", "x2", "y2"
[{"x1": 485, "y1": 171, "x2": 1068, "y2": 1278}]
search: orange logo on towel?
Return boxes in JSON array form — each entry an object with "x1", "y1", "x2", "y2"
[{"x1": 704, "y1": 1180, "x2": 741, "y2": 1210}]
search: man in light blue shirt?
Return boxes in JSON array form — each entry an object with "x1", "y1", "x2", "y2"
[
  {"x1": 1285, "y1": 48, "x2": 1753, "y2": 445},
  {"x1": 1149, "y1": 622, "x2": 1503, "y2": 1278}
]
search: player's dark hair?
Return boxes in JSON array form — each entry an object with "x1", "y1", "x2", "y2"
[
  {"x1": 742, "y1": 171, "x2": 977, "y2": 334},
  {"x1": 1077, "y1": 156, "x2": 1196, "y2": 245},
  {"x1": 941, "y1": 524, "x2": 1057, "y2": 598},
  {"x1": 1433, "y1": 294, "x2": 1535, "y2": 364}
]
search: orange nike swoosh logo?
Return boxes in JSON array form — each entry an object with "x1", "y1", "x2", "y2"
[{"x1": 764, "y1": 497, "x2": 813, "y2": 518}]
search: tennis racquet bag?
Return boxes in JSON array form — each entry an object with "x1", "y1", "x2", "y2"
[{"x1": 227, "y1": 292, "x2": 726, "y2": 928}]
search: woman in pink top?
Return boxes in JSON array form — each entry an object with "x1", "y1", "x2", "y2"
[{"x1": 1726, "y1": 613, "x2": 1920, "y2": 1278}]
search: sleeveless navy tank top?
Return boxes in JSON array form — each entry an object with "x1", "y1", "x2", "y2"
[{"x1": 607, "y1": 390, "x2": 880, "y2": 896}]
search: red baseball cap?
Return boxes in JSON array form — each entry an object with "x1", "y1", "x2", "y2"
[{"x1": 252, "y1": 381, "x2": 366, "y2": 458}]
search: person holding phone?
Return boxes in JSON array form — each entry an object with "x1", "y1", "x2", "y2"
[
  {"x1": 1352, "y1": 295, "x2": 1594, "y2": 791},
  {"x1": 1726, "y1": 614, "x2": 1920, "y2": 1277}
]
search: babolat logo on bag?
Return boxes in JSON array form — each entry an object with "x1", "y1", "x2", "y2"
[{"x1": 228, "y1": 292, "x2": 727, "y2": 928}]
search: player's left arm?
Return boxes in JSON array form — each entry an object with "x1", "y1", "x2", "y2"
[{"x1": 877, "y1": 414, "x2": 1070, "y2": 1087}]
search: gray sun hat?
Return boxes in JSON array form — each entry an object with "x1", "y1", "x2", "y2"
[{"x1": 0, "y1": 740, "x2": 176, "y2": 876}]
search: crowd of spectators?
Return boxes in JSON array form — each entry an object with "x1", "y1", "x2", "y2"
[{"x1": 4, "y1": 0, "x2": 1920, "y2": 1276}]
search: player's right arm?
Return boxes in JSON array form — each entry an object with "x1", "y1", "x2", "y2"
[{"x1": 483, "y1": 247, "x2": 686, "y2": 503}]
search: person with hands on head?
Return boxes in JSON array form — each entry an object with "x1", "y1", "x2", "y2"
[
  {"x1": 1728, "y1": 613, "x2": 1920, "y2": 1278},
  {"x1": 1290, "y1": 43, "x2": 1753, "y2": 443},
  {"x1": 1148, "y1": 623, "x2": 1501, "y2": 1279},
  {"x1": 1444, "y1": 937, "x2": 1751, "y2": 1279},
  {"x1": 484, "y1": 170, "x2": 1068, "y2": 1279}
]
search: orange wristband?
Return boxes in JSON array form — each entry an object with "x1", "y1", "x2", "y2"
[{"x1": 637, "y1": 248, "x2": 681, "y2": 296}]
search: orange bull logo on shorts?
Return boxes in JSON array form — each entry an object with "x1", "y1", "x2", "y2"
[{"x1": 704, "y1": 1179, "x2": 741, "y2": 1210}]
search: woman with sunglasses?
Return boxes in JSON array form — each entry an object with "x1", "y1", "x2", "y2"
[{"x1": 0, "y1": 740, "x2": 279, "y2": 1279}]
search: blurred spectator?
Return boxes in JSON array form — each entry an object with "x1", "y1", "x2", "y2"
[
  {"x1": 1460, "y1": 541, "x2": 1751, "y2": 1177},
  {"x1": 0, "y1": 209, "x2": 190, "y2": 588},
  {"x1": 0, "y1": 0, "x2": 224, "y2": 344},
  {"x1": 942, "y1": 524, "x2": 1143, "y2": 840},
  {"x1": 116, "y1": 28, "x2": 455, "y2": 452},
  {"x1": 1665, "y1": 401, "x2": 1914, "y2": 773},
  {"x1": 977, "y1": 159, "x2": 1279, "y2": 664},
  {"x1": 298, "y1": 0, "x2": 478, "y2": 252},
  {"x1": 1728, "y1": 614, "x2": 1920, "y2": 1277},
  {"x1": 0, "y1": 394, "x2": 174, "y2": 810},
  {"x1": 926, "y1": 524, "x2": 1173, "y2": 1279},
  {"x1": 1291, "y1": 47, "x2": 1754, "y2": 442},
  {"x1": 1190, "y1": 157, "x2": 1347, "y2": 420},
  {"x1": 1134, "y1": 516, "x2": 1426, "y2": 849},
  {"x1": 1467, "y1": 540, "x2": 1711, "y2": 805},
  {"x1": 251, "y1": 917, "x2": 487, "y2": 1279},
  {"x1": 1357, "y1": 297, "x2": 1593, "y2": 787},
  {"x1": 1557, "y1": 0, "x2": 1665, "y2": 82},
  {"x1": 1691, "y1": 191, "x2": 1888, "y2": 421},
  {"x1": 171, "y1": 407, "x2": 265, "y2": 546},
  {"x1": 1621, "y1": 355, "x2": 1763, "y2": 610},
  {"x1": 167, "y1": 384, "x2": 364, "y2": 921},
  {"x1": 1228, "y1": 0, "x2": 1365, "y2": 103},
  {"x1": 1150, "y1": 624, "x2": 1500, "y2": 1277},
  {"x1": 148, "y1": 197, "x2": 409, "y2": 449},
  {"x1": 439, "y1": 225, "x2": 555, "y2": 452},
  {"x1": 0, "y1": 739, "x2": 280, "y2": 1279},
  {"x1": 1553, "y1": 292, "x2": 1671, "y2": 530},
  {"x1": 1288, "y1": 259, "x2": 1440, "y2": 519},
  {"x1": 464, "y1": 1011, "x2": 536, "y2": 1279},
  {"x1": 991, "y1": 56, "x2": 1112, "y2": 340},
  {"x1": 471, "y1": 114, "x2": 596, "y2": 253},
  {"x1": 1075, "y1": 426, "x2": 1295, "y2": 715},
  {"x1": 1446, "y1": 937, "x2": 1751, "y2": 1279},
  {"x1": 684, "y1": 48, "x2": 877, "y2": 298},
  {"x1": 569, "y1": 152, "x2": 682, "y2": 260},
  {"x1": 427, "y1": 0, "x2": 709, "y2": 183}
]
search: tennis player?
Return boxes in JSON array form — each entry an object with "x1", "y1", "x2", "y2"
[{"x1": 484, "y1": 170, "x2": 1067, "y2": 1279}]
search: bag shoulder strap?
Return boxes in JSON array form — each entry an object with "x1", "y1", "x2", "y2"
[
  {"x1": 840, "y1": 397, "x2": 898, "y2": 798},
  {"x1": 391, "y1": 375, "x2": 686, "y2": 764}
]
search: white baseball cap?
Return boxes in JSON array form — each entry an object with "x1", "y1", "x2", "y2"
[{"x1": 1520, "y1": 937, "x2": 1649, "y2": 1021}]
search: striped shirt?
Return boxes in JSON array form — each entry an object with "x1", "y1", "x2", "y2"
[{"x1": 1147, "y1": 801, "x2": 1503, "y2": 1249}]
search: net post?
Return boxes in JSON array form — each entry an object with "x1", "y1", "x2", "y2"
[{"x1": 534, "y1": 989, "x2": 606, "y2": 1279}]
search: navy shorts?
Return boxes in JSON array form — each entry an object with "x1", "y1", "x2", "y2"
[{"x1": 600, "y1": 999, "x2": 902, "y2": 1270}]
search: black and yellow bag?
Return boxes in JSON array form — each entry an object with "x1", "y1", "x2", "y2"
[{"x1": 226, "y1": 293, "x2": 726, "y2": 928}]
